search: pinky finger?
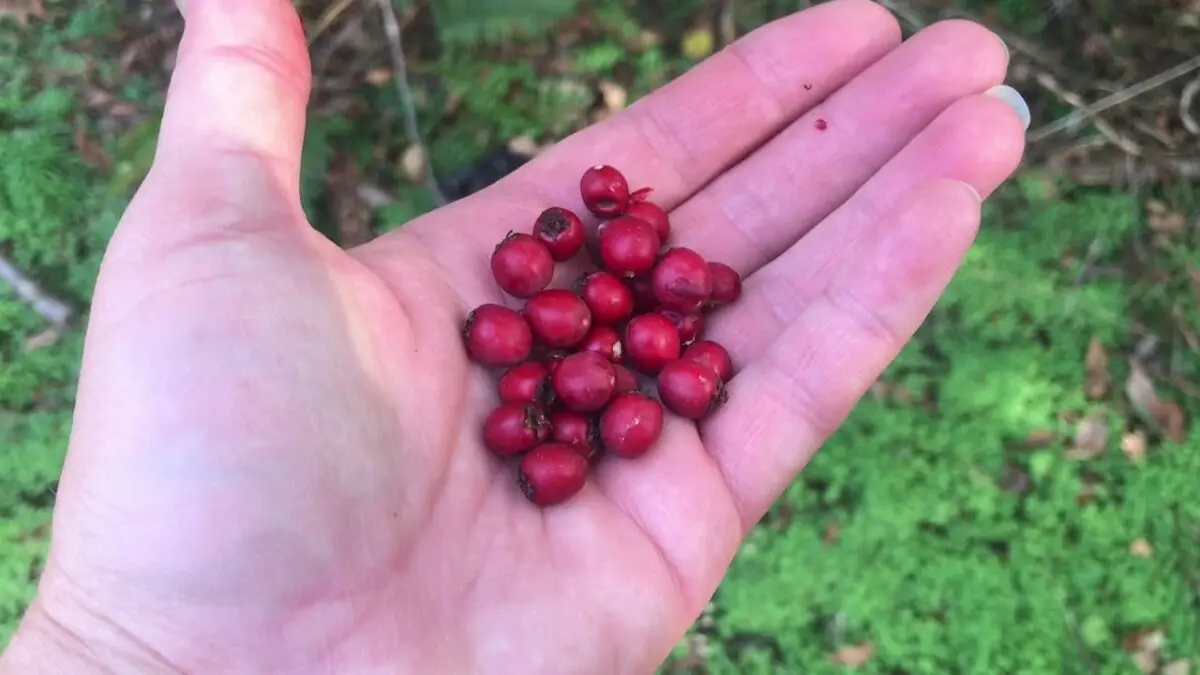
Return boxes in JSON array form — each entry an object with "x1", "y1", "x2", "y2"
[{"x1": 706, "y1": 178, "x2": 985, "y2": 528}]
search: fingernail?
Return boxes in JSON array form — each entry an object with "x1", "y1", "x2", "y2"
[
  {"x1": 956, "y1": 180, "x2": 982, "y2": 204},
  {"x1": 985, "y1": 85, "x2": 1031, "y2": 131},
  {"x1": 996, "y1": 35, "x2": 1010, "y2": 63}
]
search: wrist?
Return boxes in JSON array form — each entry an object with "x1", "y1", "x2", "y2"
[{"x1": 1, "y1": 600, "x2": 177, "y2": 675}]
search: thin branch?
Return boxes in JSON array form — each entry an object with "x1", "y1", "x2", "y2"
[
  {"x1": 1030, "y1": 70, "x2": 1143, "y2": 155},
  {"x1": 1181, "y1": 73, "x2": 1200, "y2": 136},
  {"x1": 0, "y1": 255, "x2": 73, "y2": 327},
  {"x1": 718, "y1": 0, "x2": 738, "y2": 47},
  {"x1": 307, "y1": 0, "x2": 361, "y2": 45},
  {"x1": 376, "y1": 0, "x2": 446, "y2": 207}
]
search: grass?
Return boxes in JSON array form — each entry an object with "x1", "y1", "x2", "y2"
[{"x1": 2, "y1": 0, "x2": 1198, "y2": 671}]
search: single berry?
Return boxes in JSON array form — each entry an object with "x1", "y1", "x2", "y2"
[
  {"x1": 598, "y1": 216, "x2": 661, "y2": 277},
  {"x1": 577, "y1": 271, "x2": 635, "y2": 326},
  {"x1": 600, "y1": 392, "x2": 664, "y2": 459},
  {"x1": 627, "y1": 274, "x2": 659, "y2": 313},
  {"x1": 491, "y1": 232, "x2": 555, "y2": 298},
  {"x1": 629, "y1": 186, "x2": 654, "y2": 202},
  {"x1": 532, "y1": 207, "x2": 587, "y2": 262},
  {"x1": 549, "y1": 410, "x2": 600, "y2": 461},
  {"x1": 623, "y1": 313, "x2": 681, "y2": 375},
  {"x1": 552, "y1": 351, "x2": 616, "y2": 412},
  {"x1": 522, "y1": 289, "x2": 592, "y2": 349},
  {"x1": 682, "y1": 340, "x2": 733, "y2": 382},
  {"x1": 657, "y1": 359, "x2": 728, "y2": 420},
  {"x1": 463, "y1": 304, "x2": 533, "y2": 367},
  {"x1": 517, "y1": 443, "x2": 589, "y2": 506},
  {"x1": 498, "y1": 361, "x2": 552, "y2": 406},
  {"x1": 708, "y1": 262, "x2": 742, "y2": 306},
  {"x1": 578, "y1": 325, "x2": 623, "y2": 363},
  {"x1": 613, "y1": 364, "x2": 640, "y2": 394},
  {"x1": 652, "y1": 247, "x2": 712, "y2": 312},
  {"x1": 626, "y1": 200, "x2": 671, "y2": 243},
  {"x1": 483, "y1": 404, "x2": 551, "y2": 457},
  {"x1": 659, "y1": 310, "x2": 705, "y2": 346},
  {"x1": 580, "y1": 165, "x2": 630, "y2": 218}
]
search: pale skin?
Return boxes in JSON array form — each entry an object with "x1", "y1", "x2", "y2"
[{"x1": 0, "y1": 0, "x2": 1028, "y2": 672}]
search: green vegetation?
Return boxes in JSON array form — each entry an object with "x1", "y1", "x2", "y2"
[{"x1": 2, "y1": 0, "x2": 1197, "y2": 671}]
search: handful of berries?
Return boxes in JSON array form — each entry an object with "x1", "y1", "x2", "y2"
[{"x1": 462, "y1": 165, "x2": 742, "y2": 507}]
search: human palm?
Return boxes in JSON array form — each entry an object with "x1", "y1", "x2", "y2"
[{"x1": 3, "y1": 0, "x2": 1028, "y2": 673}]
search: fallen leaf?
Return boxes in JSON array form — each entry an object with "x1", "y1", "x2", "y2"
[
  {"x1": 364, "y1": 68, "x2": 392, "y2": 87},
  {"x1": 1022, "y1": 428, "x2": 1059, "y2": 449},
  {"x1": 399, "y1": 145, "x2": 427, "y2": 184},
  {"x1": 1146, "y1": 199, "x2": 1187, "y2": 234},
  {"x1": 21, "y1": 328, "x2": 59, "y2": 352},
  {"x1": 1130, "y1": 538, "x2": 1153, "y2": 557},
  {"x1": 1121, "y1": 431, "x2": 1148, "y2": 463},
  {"x1": 1066, "y1": 414, "x2": 1108, "y2": 460},
  {"x1": 0, "y1": 0, "x2": 45, "y2": 25},
  {"x1": 324, "y1": 153, "x2": 373, "y2": 248},
  {"x1": 829, "y1": 642, "x2": 874, "y2": 668},
  {"x1": 1084, "y1": 337, "x2": 1111, "y2": 399},
  {"x1": 1126, "y1": 361, "x2": 1188, "y2": 442},
  {"x1": 597, "y1": 80, "x2": 627, "y2": 113},
  {"x1": 506, "y1": 134, "x2": 540, "y2": 158},
  {"x1": 1164, "y1": 660, "x2": 1191, "y2": 675},
  {"x1": 822, "y1": 522, "x2": 840, "y2": 545},
  {"x1": 1123, "y1": 628, "x2": 1165, "y2": 675},
  {"x1": 681, "y1": 26, "x2": 715, "y2": 60},
  {"x1": 74, "y1": 123, "x2": 112, "y2": 171}
]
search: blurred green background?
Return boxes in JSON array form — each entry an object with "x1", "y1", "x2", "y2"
[{"x1": 1, "y1": 0, "x2": 1198, "y2": 672}]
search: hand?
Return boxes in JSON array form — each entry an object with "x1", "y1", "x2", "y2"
[{"x1": 0, "y1": 0, "x2": 1027, "y2": 672}]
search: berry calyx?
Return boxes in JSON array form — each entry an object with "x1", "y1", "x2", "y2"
[
  {"x1": 598, "y1": 216, "x2": 661, "y2": 277},
  {"x1": 483, "y1": 403, "x2": 551, "y2": 457},
  {"x1": 517, "y1": 443, "x2": 589, "y2": 506},
  {"x1": 532, "y1": 207, "x2": 586, "y2": 262},
  {"x1": 498, "y1": 361, "x2": 553, "y2": 406},
  {"x1": 708, "y1": 262, "x2": 742, "y2": 306},
  {"x1": 623, "y1": 313, "x2": 681, "y2": 375},
  {"x1": 657, "y1": 359, "x2": 728, "y2": 420},
  {"x1": 600, "y1": 392, "x2": 665, "y2": 459},
  {"x1": 491, "y1": 232, "x2": 555, "y2": 298},
  {"x1": 652, "y1": 247, "x2": 712, "y2": 312},
  {"x1": 682, "y1": 340, "x2": 733, "y2": 383},
  {"x1": 578, "y1": 325, "x2": 623, "y2": 363},
  {"x1": 658, "y1": 309, "x2": 704, "y2": 347},
  {"x1": 577, "y1": 271, "x2": 635, "y2": 326},
  {"x1": 549, "y1": 410, "x2": 600, "y2": 461},
  {"x1": 552, "y1": 350, "x2": 617, "y2": 412},
  {"x1": 463, "y1": 304, "x2": 533, "y2": 368},
  {"x1": 580, "y1": 165, "x2": 630, "y2": 218},
  {"x1": 626, "y1": 200, "x2": 670, "y2": 243},
  {"x1": 522, "y1": 289, "x2": 592, "y2": 349}
]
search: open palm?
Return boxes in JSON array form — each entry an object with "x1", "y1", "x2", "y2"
[{"x1": 6, "y1": 0, "x2": 1027, "y2": 673}]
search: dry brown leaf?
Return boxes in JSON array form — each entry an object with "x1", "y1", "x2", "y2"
[
  {"x1": 829, "y1": 642, "x2": 874, "y2": 668},
  {"x1": 1084, "y1": 337, "x2": 1112, "y2": 399},
  {"x1": 1146, "y1": 199, "x2": 1188, "y2": 234},
  {"x1": 1126, "y1": 361, "x2": 1188, "y2": 442},
  {"x1": 1121, "y1": 431, "x2": 1148, "y2": 463},
  {"x1": 1163, "y1": 659, "x2": 1192, "y2": 675},
  {"x1": 0, "y1": 0, "x2": 45, "y2": 25},
  {"x1": 1067, "y1": 414, "x2": 1109, "y2": 460},
  {"x1": 325, "y1": 154, "x2": 372, "y2": 248},
  {"x1": 1130, "y1": 538, "x2": 1153, "y2": 557},
  {"x1": 822, "y1": 522, "x2": 840, "y2": 545},
  {"x1": 73, "y1": 123, "x2": 111, "y2": 171},
  {"x1": 1022, "y1": 428, "x2": 1059, "y2": 449}
]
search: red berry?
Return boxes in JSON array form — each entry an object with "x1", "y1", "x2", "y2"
[
  {"x1": 599, "y1": 392, "x2": 664, "y2": 459},
  {"x1": 578, "y1": 325, "x2": 623, "y2": 362},
  {"x1": 627, "y1": 274, "x2": 659, "y2": 313},
  {"x1": 623, "y1": 313, "x2": 681, "y2": 375},
  {"x1": 522, "y1": 289, "x2": 592, "y2": 349},
  {"x1": 657, "y1": 360, "x2": 728, "y2": 420},
  {"x1": 613, "y1": 364, "x2": 640, "y2": 394},
  {"x1": 652, "y1": 247, "x2": 712, "y2": 312},
  {"x1": 532, "y1": 207, "x2": 586, "y2": 262},
  {"x1": 629, "y1": 186, "x2": 654, "y2": 202},
  {"x1": 580, "y1": 165, "x2": 630, "y2": 218},
  {"x1": 463, "y1": 304, "x2": 533, "y2": 367},
  {"x1": 549, "y1": 411, "x2": 600, "y2": 461},
  {"x1": 659, "y1": 309, "x2": 704, "y2": 346},
  {"x1": 682, "y1": 340, "x2": 733, "y2": 382},
  {"x1": 708, "y1": 262, "x2": 742, "y2": 306},
  {"x1": 552, "y1": 351, "x2": 616, "y2": 412},
  {"x1": 491, "y1": 232, "x2": 555, "y2": 298},
  {"x1": 577, "y1": 271, "x2": 634, "y2": 326},
  {"x1": 517, "y1": 443, "x2": 589, "y2": 506},
  {"x1": 498, "y1": 361, "x2": 552, "y2": 406},
  {"x1": 483, "y1": 404, "x2": 551, "y2": 457},
  {"x1": 598, "y1": 216, "x2": 661, "y2": 277},
  {"x1": 626, "y1": 200, "x2": 671, "y2": 243}
]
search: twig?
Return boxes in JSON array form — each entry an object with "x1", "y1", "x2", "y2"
[
  {"x1": 1181, "y1": 74, "x2": 1200, "y2": 136},
  {"x1": 307, "y1": 0, "x2": 361, "y2": 45},
  {"x1": 876, "y1": 0, "x2": 926, "y2": 29},
  {"x1": 376, "y1": 0, "x2": 446, "y2": 207},
  {"x1": 1030, "y1": 71, "x2": 1143, "y2": 155},
  {"x1": 0, "y1": 255, "x2": 73, "y2": 327},
  {"x1": 1029, "y1": 54, "x2": 1200, "y2": 143},
  {"x1": 718, "y1": 0, "x2": 737, "y2": 47}
]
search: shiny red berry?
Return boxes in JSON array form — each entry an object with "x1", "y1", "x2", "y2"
[
  {"x1": 613, "y1": 364, "x2": 640, "y2": 394},
  {"x1": 491, "y1": 232, "x2": 555, "y2": 298},
  {"x1": 657, "y1": 360, "x2": 728, "y2": 420},
  {"x1": 483, "y1": 403, "x2": 551, "y2": 457},
  {"x1": 598, "y1": 216, "x2": 661, "y2": 277},
  {"x1": 623, "y1": 313, "x2": 681, "y2": 375},
  {"x1": 552, "y1": 351, "x2": 616, "y2": 412},
  {"x1": 580, "y1": 165, "x2": 630, "y2": 218},
  {"x1": 577, "y1": 271, "x2": 635, "y2": 326},
  {"x1": 626, "y1": 200, "x2": 670, "y2": 243},
  {"x1": 517, "y1": 443, "x2": 589, "y2": 506},
  {"x1": 522, "y1": 289, "x2": 592, "y2": 349},
  {"x1": 682, "y1": 340, "x2": 733, "y2": 383},
  {"x1": 498, "y1": 361, "x2": 552, "y2": 406},
  {"x1": 600, "y1": 392, "x2": 664, "y2": 459},
  {"x1": 708, "y1": 262, "x2": 742, "y2": 306},
  {"x1": 652, "y1": 247, "x2": 712, "y2": 312},
  {"x1": 463, "y1": 304, "x2": 533, "y2": 367},
  {"x1": 659, "y1": 310, "x2": 704, "y2": 346},
  {"x1": 578, "y1": 325, "x2": 623, "y2": 362},
  {"x1": 629, "y1": 186, "x2": 654, "y2": 202},
  {"x1": 532, "y1": 207, "x2": 586, "y2": 262},
  {"x1": 549, "y1": 411, "x2": 600, "y2": 461}
]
